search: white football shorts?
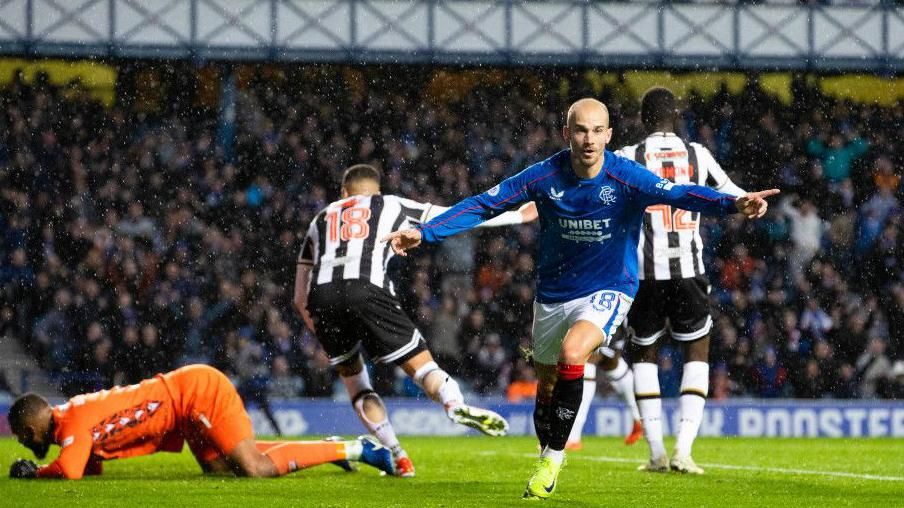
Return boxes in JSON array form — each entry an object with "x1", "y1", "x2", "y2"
[{"x1": 531, "y1": 289, "x2": 633, "y2": 365}]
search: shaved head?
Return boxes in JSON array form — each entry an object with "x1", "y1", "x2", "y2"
[
  {"x1": 566, "y1": 98, "x2": 609, "y2": 129},
  {"x1": 563, "y1": 98, "x2": 613, "y2": 176}
]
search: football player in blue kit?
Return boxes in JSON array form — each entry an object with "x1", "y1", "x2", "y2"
[{"x1": 383, "y1": 98, "x2": 778, "y2": 500}]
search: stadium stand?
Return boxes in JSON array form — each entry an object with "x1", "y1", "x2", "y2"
[{"x1": 0, "y1": 64, "x2": 902, "y2": 401}]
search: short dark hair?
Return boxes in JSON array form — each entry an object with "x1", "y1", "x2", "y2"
[
  {"x1": 8, "y1": 393, "x2": 49, "y2": 433},
  {"x1": 641, "y1": 87, "x2": 678, "y2": 132},
  {"x1": 341, "y1": 164, "x2": 381, "y2": 189}
]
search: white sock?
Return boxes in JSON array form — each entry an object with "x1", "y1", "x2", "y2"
[
  {"x1": 675, "y1": 361, "x2": 709, "y2": 458},
  {"x1": 344, "y1": 439, "x2": 363, "y2": 461},
  {"x1": 567, "y1": 363, "x2": 597, "y2": 444},
  {"x1": 438, "y1": 376, "x2": 464, "y2": 409},
  {"x1": 633, "y1": 362, "x2": 666, "y2": 461},
  {"x1": 606, "y1": 357, "x2": 641, "y2": 421},
  {"x1": 414, "y1": 361, "x2": 464, "y2": 411},
  {"x1": 362, "y1": 407, "x2": 403, "y2": 457},
  {"x1": 377, "y1": 427, "x2": 404, "y2": 458},
  {"x1": 342, "y1": 367, "x2": 373, "y2": 400},
  {"x1": 540, "y1": 446, "x2": 565, "y2": 465},
  {"x1": 344, "y1": 369, "x2": 403, "y2": 456}
]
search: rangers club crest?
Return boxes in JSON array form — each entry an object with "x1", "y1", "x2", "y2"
[
  {"x1": 599, "y1": 186, "x2": 616, "y2": 205},
  {"x1": 556, "y1": 407, "x2": 576, "y2": 420}
]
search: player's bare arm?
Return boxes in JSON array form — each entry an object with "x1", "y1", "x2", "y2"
[
  {"x1": 292, "y1": 263, "x2": 316, "y2": 333},
  {"x1": 518, "y1": 202, "x2": 539, "y2": 223}
]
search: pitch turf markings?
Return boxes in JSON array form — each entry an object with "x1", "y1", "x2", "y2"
[{"x1": 476, "y1": 451, "x2": 904, "y2": 482}]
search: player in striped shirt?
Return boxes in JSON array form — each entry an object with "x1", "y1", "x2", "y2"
[
  {"x1": 293, "y1": 164, "x2": 537, "y2": 477},
  {"x1": 618, "y1": 87, "x2": 747, "y2": 475},
  {"x1": 383, "y1": 98, "x2": 777, "y2": 500}
]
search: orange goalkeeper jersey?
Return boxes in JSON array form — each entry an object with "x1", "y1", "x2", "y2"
[{"x1": 38, "y1": 371, "x2": 184, "y2": 479}]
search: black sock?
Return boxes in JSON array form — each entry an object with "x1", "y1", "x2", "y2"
[
  {"x1": 546, "y1": 364, "x2": 585, "y2": 451},
  {"x1": 533, "y1": 401, "x2": 552, "y2": 449}
]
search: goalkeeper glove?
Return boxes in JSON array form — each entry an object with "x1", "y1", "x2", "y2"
[{"x1": 9, "y1": 459, "x2": 38, "y2": 479}]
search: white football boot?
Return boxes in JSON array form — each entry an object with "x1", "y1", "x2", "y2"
[
  {"x1": 637, "y1": 455, "x2": 669, "y2": 473},
  {"x1": 670, "y1": 455, "x2": 705, "y2": 475}
]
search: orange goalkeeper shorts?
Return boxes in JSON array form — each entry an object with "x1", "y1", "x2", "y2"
[{"x1": 164, "y1": 364, "x2": 254, "y2": 464}]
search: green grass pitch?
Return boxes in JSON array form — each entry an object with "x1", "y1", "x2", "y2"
[{"x1": 1, "y1": 436, "x2": 901, "y2": 507}]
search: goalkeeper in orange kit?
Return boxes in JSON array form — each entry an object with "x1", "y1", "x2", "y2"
[{"x1": 7, "y1": 364, "x2": 393, "y2": 479}]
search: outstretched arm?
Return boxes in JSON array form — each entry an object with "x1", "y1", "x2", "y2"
[
  {"x1": 658, "y1": 181, "x2": 778, "y2": 219},
  {"x1": 615, "y1": 161, "x2": 778, "y2": 218},
  {"x1": 423, "y1": 201, "x2": 538, "y2": 228},
  {"x1": 383, "y1": 166, "x2": 543, "y2": 255},
  {"x1": 698, "y1": 147, "x2": 746, "y2": 197}
]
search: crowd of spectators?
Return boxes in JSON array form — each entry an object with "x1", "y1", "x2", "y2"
[{"x1": 1, "y1": 64, "x2": 903, "y2": 402}]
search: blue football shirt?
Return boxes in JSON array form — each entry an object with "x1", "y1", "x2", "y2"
[{"x1": 417, "y1": 149, "x2": 738, "y2": 303}]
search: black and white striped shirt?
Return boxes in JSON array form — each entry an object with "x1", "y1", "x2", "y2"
[
  {"x1": 298, "y1": 194, "x2": 431, "y2": 290},
  {"x1": 618, "y1": 133, "x2": 745, "y2": 281}
]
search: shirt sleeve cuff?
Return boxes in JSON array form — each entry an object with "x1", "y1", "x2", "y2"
[
  {"x1": 722, "y1": 196, "x2": 738, "y2": 215},
  {"x1": 415, "y1": 223, "x2": 435, "y2": 243}
]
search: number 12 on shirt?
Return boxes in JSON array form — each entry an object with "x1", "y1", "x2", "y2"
[{"x1": 645, "y1": 204, "x2": 698, "y2": 232}]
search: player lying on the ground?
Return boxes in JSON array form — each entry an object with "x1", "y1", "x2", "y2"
[
  {"x1": 7, "y1": 364, "x2": 393, "y2": 479},
  {"x1": 293, "y1": 164, "x2": 537, "y2": 477},
  {"x1": 565, "y1": 325, "x2": 642, "y2": 450}
]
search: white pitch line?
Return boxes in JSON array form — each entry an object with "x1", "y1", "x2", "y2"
[{"x1": 477, "y1": 451, "x2": 904, "y2": 482}]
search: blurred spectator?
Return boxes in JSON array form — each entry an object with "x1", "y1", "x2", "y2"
[
  {"x1": 799, "y1": 300, "x2": 833, "y2": 342},
  {"x1": 507, "y1": 358, "x2": 538, "y2": 402},
  {"x1": 806, "y1": 130, "x2": 868, "y2": 183},
  {"x1": 0, "y1": 369, "x2": 12, "y2": 396},
  {"x1": 268, "y1": 355, "x2": 304, "y2": 398},
  {"x1": 113, "y1": 326, "x2": 144, "y2": 385},
  {"x1": 719, "y1": 245, "x2": 755, "y2": 291},
  {"x1": 430, "y1": 297, "x2": 464, "y2": 372},
  {"x1": 873, "y1": 156, "x2": 899, "y2": 195},
  {"x1": 302, "y1": 347, "x2": 336, "y2": 397},
  {"x1": 32, "y1": 289, "x2": 75, "y2": 371},
  {"x1": 833, "y1": 363, "x2": 859, "y2": 399},
  {"x1": 751, "y1": 348, "x2": 788, "y2": 398},
  {"x1": 710, "y1": 364, "x2": 733, "y2": 400},
  {"x1": 780, "y1": 197, "x2": 824, "y2": 278},
  {"x1": 794, "y1": 360, "x2": 825, "y2": 399},
  {"x1": 230, "y1": 331, "x2": 282, "y2": 435},
  {"x1": 2, "y1": 64, "x2": 903, "y2": 400},
  {"x1": 886, "y1": 284, "x2": 904, "y2": 360},
  {"x1": 880, "y1": 361, "x2": 904, "y2": 399},
  {"x1": 855, "y1": 338, "x2": 892, "y2": 398},
  {"x1": 139, "y1": 324, "x2": 169, "y2": 377},
  {"x1": 474, "y1": 333, "x2": 509, "y2": 395}
]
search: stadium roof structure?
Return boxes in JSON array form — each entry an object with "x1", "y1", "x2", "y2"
[{"x1": 0, "y1": 0, "x2": 902, "y2": 72}]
